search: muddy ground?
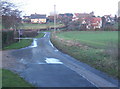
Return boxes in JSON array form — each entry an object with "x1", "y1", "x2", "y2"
[{"x1": 1, "y1": 50, "x2": 26, "y2": 73}]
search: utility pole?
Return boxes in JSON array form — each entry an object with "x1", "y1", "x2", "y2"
[{"x1": 54, "y1": 4, "x2": 56, "y2": 32}]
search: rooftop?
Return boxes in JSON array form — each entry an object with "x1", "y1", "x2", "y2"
[{"x1": 31, "y1": 14, "x2": 46, "y2": 19}]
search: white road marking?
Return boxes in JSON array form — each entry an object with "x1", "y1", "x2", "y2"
[
  {"x1": 45, "y1": 58, "x2": 63, "y2": 64},
  {"x1": 49, "y1": 40, "x2": 54, "y2": 48}
]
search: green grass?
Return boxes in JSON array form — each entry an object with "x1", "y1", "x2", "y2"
[
  {"x1": 56, "y1": 31, "x2": 118, "y2": 48},
  {"x1": 3, "y1": 39, "x2": 33, "y2": 50},
  {"x1": 20, "y1": 23, "x2": 64, "y2": 29},
  {"x1": 0, "y1": 69, "x2": 2, "y2": 88},
  {"x1": 35, "y1": 33, "x2": 45, "y2": 38},
  {"x1": 1, "y1": 69, "x2": 34, "y2": 87},
  {"x1": 51, "y1": 31, "x2": 119, "y2": 79},
  {"x1": 0, "y1": 24, "x2": 2, "y2": 30},
  {"x1": 3, "y1": 33, "x2": 45, "y2": 50}
]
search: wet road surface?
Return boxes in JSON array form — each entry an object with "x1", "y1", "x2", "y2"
[{"x1": 10, "y1": 32, "x2": 118, "y2": 87}]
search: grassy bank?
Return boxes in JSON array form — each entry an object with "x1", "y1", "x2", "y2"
[
  {"x1": 0, "y1": 69, "x2": 1, "y2": 88},
  {"x1": 1, "y1": 69, "x2": 34, "y2": 87},
  {"x1": 3, "y1": 39, "x2": 33, "y2": 50},
  {"x1": 51, "y1": 31, "x2": 119, "y2": 79},
  {"x1": 20, "y1": 23, "x2": 64, "y2": 29},
  {"x1": 3, "y1": 33, "x2": 45, "y2": 50},
  {"x1": 35, "y1": 33, "x2": 45, "y2": 38}
]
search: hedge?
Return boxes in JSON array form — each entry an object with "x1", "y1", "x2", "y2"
[{"x1": 2, "y1": 30, "x2": 18, "y2": 48}]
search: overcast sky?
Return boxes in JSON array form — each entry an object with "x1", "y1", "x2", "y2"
[{"x1": 9, "y1": 0, "x2": 119, "y2": 17}]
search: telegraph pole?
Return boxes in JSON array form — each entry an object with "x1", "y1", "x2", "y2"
[{"x1": 54, "y1": 4, "x2": 56, "y2": 32}]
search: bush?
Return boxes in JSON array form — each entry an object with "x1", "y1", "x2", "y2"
[
  {"x1": 21, "y1": 30, "x2": 38, "y2": 37},
  {"x1": 2, "y1": 30, "x2": 18, "y2": 48}
]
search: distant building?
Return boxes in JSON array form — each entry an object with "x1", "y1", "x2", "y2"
[
  {"x1": 104, "y1": 15, "x2": 115, "y2": 24},
  {"x1": 47, "y1": 15, "x2": 54, "y2": 22},
  {"x1": 23, "y1": 16, "x2": 30, "y2": 19},
  {"x1": 58, "y1": 13, "x2": 73, "y2": 23},
  {"x1": 72, "y1": 12, "x2": 102, "y2": 29},
  {"x1": 22, "y1": 16, "x2": 31, "y2": 23},
  {"x1": 31, "y1": 14, "x2": 46, "y2": 24},
  {"x1": 73, "y1": 12, "x2": 94, "y2": 21},
  {"x1": 22, "y1": 13, "x2": 47, "y2": 24},
  {"x1": 90, "y1": 17, "x2": 102, "y2": 29},
  {"x1": 58, "y1": 13, "x2": 73, "y2": 18}
]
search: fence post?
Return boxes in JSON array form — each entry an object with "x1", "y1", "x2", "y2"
[{"x1": 18, "y1": 29, "x2": 20, "y2": 42}]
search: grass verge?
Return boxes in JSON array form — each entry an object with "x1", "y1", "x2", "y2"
[
  {"x1": 3, "y1": 39, "x2": 33, "y2": 50},
  {"x1": 1, "y1": 69, "x2": 34, "y2": 87},
  {"x1": 0, "y1": 69, "x2": 2, "y2": 88},
  {"x1": 3, "y1": 33, "x2": 45, "y2": 50},
  {"x1": 35, "y1": 33, "x2": 45, "y2": 38},
  {"x1": 51, "y1": 31, "x2": 119, "y2": 79}
]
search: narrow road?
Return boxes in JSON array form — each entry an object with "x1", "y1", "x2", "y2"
[{"x1": 10, "y1": 32, "x2": 118, "y2": 88}]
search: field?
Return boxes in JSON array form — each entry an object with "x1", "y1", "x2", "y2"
[
  {"x1": 51, "y1": 31, "x2": 119, "y2": 79},
  {"x1": 20, "y1": 23, "x2": 64, "y2": 29},
  {"x1": 2, "y1": 69, "x2": 34, "y2": 87},
  {"x1": 56, "y1": 31, "x2": 118, "y2": 48}
]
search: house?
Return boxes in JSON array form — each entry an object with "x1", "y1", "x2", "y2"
[
  {"x1": 30, "y1": 14, "x2": 46, "y2": 24},
  {"x1": 90, "y1": 17, "x2": 102, "y2": 29},
  {"x1": 22, "y1": 16, "x2": 31, "y2": 23},
  {"x1": 57, "y1": 13, "x2": 73, "y2": 23},
  {"x1": 72, "y1": 12, "x2": 102, "y2": 29},
  {"x1": 58, "y1": 13, "x2": 73, "y2": 18},
  {"x1": 23, "y1": 16, "x2": 30, "y2": 19},
  {"x1": 104, "y1": 15, "x2": 116, "y2": 25},
  {"x1": 73, "y1": 12, "x2": 94, "y2": 21},
  {"x1": 47, "y1": 15, "x2": 54, "y2": 22},
  {"x1": 81, "y1": 17, "x2": 102, "y2": 29},
  {"x1": 58, "y1": 13, "x2": 73, "y2": 20}
]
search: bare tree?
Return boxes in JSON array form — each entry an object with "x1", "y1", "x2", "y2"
[{"x1": 1, "y1": 0, "x2": 22, "y2": 29}]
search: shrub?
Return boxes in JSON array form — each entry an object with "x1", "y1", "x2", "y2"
[
  {"x1": 2, "y1": 30, "x2": 18, "y2": 48},
  {"x1": 21, "y1": 30, "x2": 38, "y2": 37}
]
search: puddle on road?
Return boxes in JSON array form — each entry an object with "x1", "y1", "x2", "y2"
[
  {"x1": 49, "y1": 40, "x2": 59, "y2": 52},
  {"x1": 19, "y1": 58, "x2": 63, "y2": 65},
  {"x1": 37, "y1": 62, "x2": 46, "y2": 64},
  {"x1": 20, "y1": 39, "x2": 38, "y2": 49},
  {"x1": 45, "y1": 58, "x2": 63, "y2": 64},
  {"x1": 44, "y1": 34, "x2": 47, "y2": 37},
  {"x1": 20, "y1": 58, "x2": 27, "y2": 64},
  {"x1": 55, "y1": 49, "x2": 58, "y2": 52},
  {"x1": 31, "y1": 39, "x2": 37, "y2": 48},
  {"x1": 30, "y1": 39, "x2": 37, "y2": 48}
]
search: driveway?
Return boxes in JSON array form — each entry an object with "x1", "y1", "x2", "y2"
[{"x1": 9, "y1": 32, "x2": 118, "y2": 88}]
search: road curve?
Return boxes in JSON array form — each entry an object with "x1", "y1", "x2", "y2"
[{"x1": 10, "y1": 32, "x2": 119, "y2": 88}]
